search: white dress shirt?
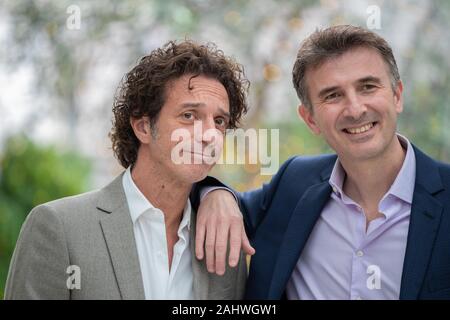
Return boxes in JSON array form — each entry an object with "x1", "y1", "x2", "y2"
[{"x1": 122, "y1": 167, "x2": 194, "y2": 299}]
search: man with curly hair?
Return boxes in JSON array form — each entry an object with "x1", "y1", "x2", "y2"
[{"x1": 5, "y1": 40, "x2": 250, "y2": 299}]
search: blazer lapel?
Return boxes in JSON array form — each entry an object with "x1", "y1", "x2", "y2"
[
  {"x1": 97, "y1": 174, "x2": 145, "y2": 300},
  {"x1": 400, "y1": 147, "x2": 444, "y2": 299},
  {"x1": 268, "y1": 180, "x2": 332, "y2": 299}
]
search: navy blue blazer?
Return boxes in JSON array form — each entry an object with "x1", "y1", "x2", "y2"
[{"x1": 192, "y1": 145, "x2": 450, "y2": 299}]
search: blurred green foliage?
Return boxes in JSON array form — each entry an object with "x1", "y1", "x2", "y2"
[{"x1": 0, "y1": 135, "x2": 91, "y2": 299}]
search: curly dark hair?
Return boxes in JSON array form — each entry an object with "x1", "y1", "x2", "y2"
[{"x1": 110, "y1": 40, "x2": 249, "y2": 168}]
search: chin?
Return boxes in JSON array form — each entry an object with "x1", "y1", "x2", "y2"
[
  {"x1": 347, "y1": 146, "x2": 385, "y2": 161},
  {"x1": 180, "y1": 164, "x2": 212, "y2": 183},
  {"x1": 338, "y1": 136, "x2": 382, "y2": 158}
]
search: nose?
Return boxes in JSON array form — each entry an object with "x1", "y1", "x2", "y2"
[
  {"x1": 202, "y1": 118, "x2": 221, "y2": 145},
  {"x1": 344, "y1": 90, "x2": 367, "y2": 120},
  {"x1": 193, "y1": 117, "x2": 220, "y2": 145}
]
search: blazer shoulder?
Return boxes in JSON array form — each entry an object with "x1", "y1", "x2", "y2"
[
  {"x1": 21, "y1": 190, "x2": 102, "y2": 234},
  {"x1": 437, "y1": 160, "x2": 450, "y2": 184},
  {"x1": 288, "y1": 153, "x2": 337, "y2": 167},
  {"x1": 37, "y1": 189, "x2": 102, "y2": 215},
  {"x1": 281, "y1": 154, "x2": 337, "y2": 180}
]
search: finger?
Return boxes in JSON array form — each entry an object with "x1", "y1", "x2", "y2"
[
  {"x1": 242, "y1": 226, "x2": 255, "y2": 256},
  {"x1": 195, "y1": 215, "x2": 206, "y2": 260},
  {"x1": 215, "y1": 220, "x2": 230, "y2": 276},
  {"x1": 228, "y1": 220, "x2": 242, "y2": 267},
  {"x1": 205, "y1": 219, "x2": 216, "y2": 273}
]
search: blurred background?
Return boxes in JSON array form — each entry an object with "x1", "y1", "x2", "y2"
[{"x1": 1, "y1": 0, "x2": 450, "y2": 298}]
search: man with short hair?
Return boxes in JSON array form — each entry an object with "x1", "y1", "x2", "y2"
[
  {"x1": 195, "y1": 25, "x2": 450, "y2": 299},
  {"x1": 5, "y1": 40, "x2": 249, "y2": 299}
]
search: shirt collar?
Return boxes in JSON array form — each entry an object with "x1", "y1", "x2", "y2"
[
  {"x1": 329, "y1": 133, "x2": 416, "y2": 205},
  {"x1": 122, "y1": 166, "x2": 191, "y2": 230}
]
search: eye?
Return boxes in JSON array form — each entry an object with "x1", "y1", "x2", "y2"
[
  {"x1": 325, "y1": 92, "x2": 340, "y2": 101},
  {"x1": 182, "y1": 112, "x2": 194, "y2": 120},
  {"x1": 215, "y1": 118, "x2": 229, "y2": 132},
  {"x1": 362, "y1": 84, "x2": 377, "y2": 92},
  {"x1": 215, "y1": 117, "x2": 226, "y2": 126}
]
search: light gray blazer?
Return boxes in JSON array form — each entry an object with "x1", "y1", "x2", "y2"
[{"x1": 4, "y1": 173, "x2": 247, "y2": 300}]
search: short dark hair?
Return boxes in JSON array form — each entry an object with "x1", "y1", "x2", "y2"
[
  {"x1": 292, "y1": 25, "x2": 400, "y2": 110},
  {"x1": 110, "y1": 40, "x2": 249, "y2": 168}
]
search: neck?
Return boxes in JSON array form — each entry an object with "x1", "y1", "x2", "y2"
[
  {"x1": 131, "y1": 150, "x2": 193, "y2": 272},
  {"x1": 130, "y1": 154, "x2": 191, "y2": 230},
  {"x1": 339, "y1": 136, "x2": 406, "y2": 217}
]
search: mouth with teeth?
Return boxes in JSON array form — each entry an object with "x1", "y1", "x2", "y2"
[{"x1": 343, "y1": 122, "x2": 377, "y2": 135}]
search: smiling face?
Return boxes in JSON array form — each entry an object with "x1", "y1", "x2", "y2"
[
  {"x1": 132, "y1": 74, "x2": 230, "y2": 184},
  {"x1": 299, "y1": 46, "x2": 404, "y2": 163}
]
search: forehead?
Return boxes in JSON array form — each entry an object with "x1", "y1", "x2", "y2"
[
  {"x1": 306, "y1": 46, "x2": 391, "y2": 92},
  {"x1": 166, "y1": 75, "x2": 229, "y2": 104}
]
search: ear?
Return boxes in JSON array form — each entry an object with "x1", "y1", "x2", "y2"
[
  {"x1": 130, "y1": 116, "x2": 153, "y2": 144},
  {"x1": 393, "y1": 80, "x2": 404, "y2": 114},
  {"x1": 298, "y1": 104, "x2": 321, "y2": 135}
]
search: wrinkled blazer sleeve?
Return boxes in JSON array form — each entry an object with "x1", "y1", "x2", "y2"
[
  {"x1": 191, "y1": 156, "x2": 297, "y2": 238},
  {"x1": 5, "y1": 204, "x2": 71, "y2": 300}
]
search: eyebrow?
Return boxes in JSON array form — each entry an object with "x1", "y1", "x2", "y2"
[
  {"x1": 180, "y1": 102, "x2": 230, "y2": 119},
  {"x1": 356, "y1": 76, "x2": 382, "y2": 85},
  {"x1": 317, "y1": 76, "x2": 383, "y2": 99}
]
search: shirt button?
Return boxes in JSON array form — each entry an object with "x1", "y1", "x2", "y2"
[{"x1": 356, "y1": 250, "x2": 364, "y2": 257}]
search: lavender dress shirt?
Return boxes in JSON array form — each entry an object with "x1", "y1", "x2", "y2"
[{"x1": 286, "y1": 134, "x2": 416, "y2": 300}]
